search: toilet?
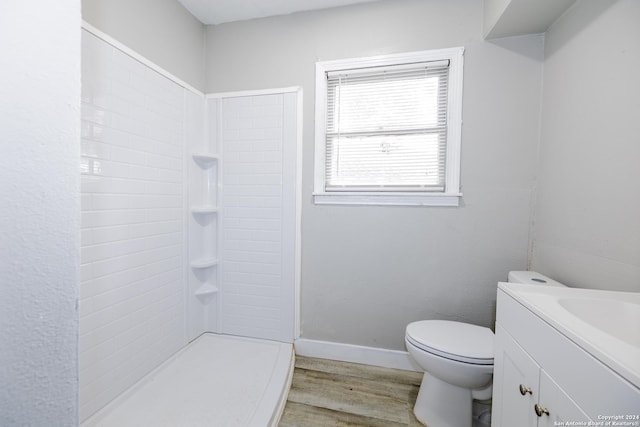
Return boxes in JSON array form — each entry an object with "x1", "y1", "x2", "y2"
[{"x1": 405, "y1": 271, "x2": 565, "y2": 427}]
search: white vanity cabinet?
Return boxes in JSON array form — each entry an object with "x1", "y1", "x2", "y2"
[
  {"x1": 537, "y1": 370, "x2": 593, "y2": 427},
  {"x1": 493, "y1": 324, "x2": 590, "y2": 426},
  {"x1": 491, "y1": 286, "x2": 640, "y2": 427}
]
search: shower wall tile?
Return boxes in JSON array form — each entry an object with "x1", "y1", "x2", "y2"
[
  {"x1": 220, "y1": 93, "x2": 296, "y2": 343},
  {"x1": 79, "y1": 30, "x2": 187, "y2": 421}
]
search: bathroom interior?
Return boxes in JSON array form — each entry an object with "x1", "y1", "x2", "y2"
[{"x1": 1, "y1": 0, "x2": 639, "y2": 426}]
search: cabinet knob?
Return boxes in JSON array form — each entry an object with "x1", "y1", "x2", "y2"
[
  {"x1": 519, "y1": 384, "x2": 533, "y2": 395},
  {"x1": 534, "y1": 403, "x2": 550, "y2": 417}
]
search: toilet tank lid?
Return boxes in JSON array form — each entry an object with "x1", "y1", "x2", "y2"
[{"x1": 507, "y1": 271, "x2": 566, "y2": 287}]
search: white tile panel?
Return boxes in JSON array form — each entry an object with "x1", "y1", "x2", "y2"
[
  {"x1": 80, "y1": 30, "x2": 187, "y2": 421},
  {"x1": 220, "y1": 93, "x2": 297, "y2": 343}
]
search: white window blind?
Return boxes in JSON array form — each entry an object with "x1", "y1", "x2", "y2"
[{"x1": 325, "y1": 60, "x2": 450, "y2": 192}]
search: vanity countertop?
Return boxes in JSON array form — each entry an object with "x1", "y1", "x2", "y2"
[{"x1": 498, "y1": 282, "x2": 640, "y2": 389}]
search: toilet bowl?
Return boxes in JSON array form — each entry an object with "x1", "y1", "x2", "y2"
[
  {"x1": 405, "y1": 271, "x2": 566, "y2": 427},
  {"x1": 405, "y1": 320, "x2": 493, "y2": 427}
]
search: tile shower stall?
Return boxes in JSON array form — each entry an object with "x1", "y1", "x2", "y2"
[{"x1": 80, "y1": 29, "x2": 299, "y2": 422}]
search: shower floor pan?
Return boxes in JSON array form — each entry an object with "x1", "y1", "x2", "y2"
[{"x1": 82, "y1": 333, "x2": 294, "y2": 427}]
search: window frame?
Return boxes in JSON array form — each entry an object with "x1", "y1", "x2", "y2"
[{"x1": 313, "y1": 47, "x2": 464, "y2": 206}]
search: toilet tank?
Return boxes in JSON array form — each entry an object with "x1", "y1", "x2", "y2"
[{"x1": 507, "y1": 271, "x2": 566, "y2": 287}]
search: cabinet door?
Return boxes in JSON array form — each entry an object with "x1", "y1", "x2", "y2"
[
  {"x1": 492, "y1": 325, "x2": 539, "y2": 427},
  {"x1": 536, "y1": 370, "x2": 592, "y2": 427}
]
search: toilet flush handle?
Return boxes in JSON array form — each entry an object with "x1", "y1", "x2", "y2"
[{"x1": 519, "y1": 384, "x2": 533, "y2": 396}]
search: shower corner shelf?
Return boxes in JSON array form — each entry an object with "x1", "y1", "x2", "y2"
[
  {"x1": 194, "y1": 283, "x2": 219, "y2": 297},
  {"x1": 190, "y1": 257, "x2": 219, "y2": 269},
  {"x1": 192, "y1": 152, "x2": 219, "y2": 168},
  {"x1": 191, "y1": 205, "x2": 218, "y2": 214}
]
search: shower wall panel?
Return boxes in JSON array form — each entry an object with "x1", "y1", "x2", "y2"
[
  {"x1": 220, "y1": 93, "x2": 297, "y2": 343},
  {"x1": 80, "y1": 31, "x2": 187, "y2": 420}
]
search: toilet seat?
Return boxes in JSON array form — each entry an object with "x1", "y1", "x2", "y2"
[{"x1": 406, "y1": 320, "x2": 494, "y2": 365}]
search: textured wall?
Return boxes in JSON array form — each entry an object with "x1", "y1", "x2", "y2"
[
  {"x1": 205, "y1": 0, "x2": 545, "y2": 350},
  {"x1": 0, "y1": 1, "x2": 80, "y2": 425},
  {"x1": 532, "y1": 0, "x2": 640, "y2": 291},
  {"x1": 80, "y1": 31, "x2": 187, "y2": 420}
]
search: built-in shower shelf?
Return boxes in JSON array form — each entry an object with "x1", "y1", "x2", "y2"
[
  {"x1": 194, "y1": 283, "x2": 219, "y2": 297},
  {"x1": 191, "y1": 205, "x2": 218, "y2": 214},
  {"x1": 190, "y1": 258, "x2": 219, "y2": 269},
  {"x1": 192, "y1": 153, "x2": 219, "y2": 168}
]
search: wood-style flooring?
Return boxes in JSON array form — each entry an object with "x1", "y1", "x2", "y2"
[{"x1": 279, "y1": 356, "x2": 425, "y2": 427}]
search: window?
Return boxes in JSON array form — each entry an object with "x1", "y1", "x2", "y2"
[{"x1": 314, "y1": 48, "x2": 464, "y2": 206}]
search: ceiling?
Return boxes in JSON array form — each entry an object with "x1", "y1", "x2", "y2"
[{"x1": 177, "y1": 0, "x2": 382, "y2": 25}]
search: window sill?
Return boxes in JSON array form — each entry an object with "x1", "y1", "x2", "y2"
[{"x1": 312, "y1": 192, "x2": 462, "y2": 206}]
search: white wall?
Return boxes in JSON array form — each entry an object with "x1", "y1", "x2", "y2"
[
  {"x1": 80, "y1": 31, "x2": 188, "y2": 420},
  {"x1": 483, "y1": 0, "x2": 577, "y2": 39},
  {"x1": 82, "y1": 0, "x2": 206, "y2": 92},
  {"x1": 483, "y1": 0, "x2": 512, "y2": 36},
  {"x1": 0, "y1": 1, "x2": 80, "y2": 425},
  {"x1": 206, "y1": 0, "x2": 545, "y2": 350},
  {"x1": 532, "y1": 0, "x2": 640, "y2": 291}
]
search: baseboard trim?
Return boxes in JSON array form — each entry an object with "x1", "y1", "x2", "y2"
[{"x1": 294, "y1": 338, "x2": 421, "y2": 372}]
